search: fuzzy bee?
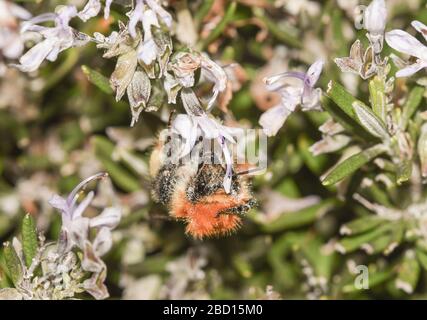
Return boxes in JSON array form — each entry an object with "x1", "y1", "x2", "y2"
[{"x1": 149, "y1": 126, "x2": 256, "y2": 239}]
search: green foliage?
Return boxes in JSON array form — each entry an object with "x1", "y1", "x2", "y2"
[
  {"x1": 3, "y1": 242, "x2": 22, "y2": 286},
  {"x1": 21, "y1": 214, "x2": 38, "y2": 268},
  {"x1": 322, "y1": 145, "x2": 386, "y2": 186},
  {"x1": 82, "y1": 65, "x2": 114, "y2": 95}
]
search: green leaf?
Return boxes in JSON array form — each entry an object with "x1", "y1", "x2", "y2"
[
  {"x1": 261, "y1": 199, "x2": 336, "y2": 233},
  {"x1": 298, "y1": 135, "x2": 328, "y2": 175},
  {"x1": 252, "y1": 8, "x2": 301, "y2": 49},
  {"x1": 200, "y1": 1, "x2": 237, "y2": 49},
  {"x1": 322, "y1": 144, "x2": 386, "y2": 186},
  {"x1": 22, "y1": 214, "x2": 38, "y2": 268},
  {"x1": 326, "y1": 81, "x2": 363, "y2": 120},
  {"x1": 365, "y1": 223, "x2": 403, "y2": 255},
  {"x1": 369, "y1": 76, "x2": 387, "y2": 122},
  {"x1": 0, "y1": 266, "x2": 10, "y2": 288},
  {"x1": 335, "y1": 223, "x2": 393, "y2": 254},
  {"x1": 276, "y1": 178, "x2": 300, "y2": 198},
  {"x1": 3, "y1": 242, "x2": 22, "y2": 286},
  {"x1": 321, "y1": 96, "x2": 373, "y2": 141},
  {"x1": 339, "y1": 216, "x2": 385, "y2": 236},
  {"x1": 232, "y1": 255, "x2": 253, "y2": 278},
  {"x1": 299, "y1": 238, "x2": 336, "y2": 280},
  {"x1": 268, "y1": 232, "x2": 306, "y2": 289},
  {"x1": 401, "y1": 86, "x2": 425, "y2": 130},
  {"x1": 81, "y1": 65, "x2": 114, "y2": 95},
  {"x1": 331, "y1": 9, "x2": 347, "y2": 57},
  {"x1": 416, "y1": 249, "x2": 427, "y2": 271},
  {"x1": 396, "y1": 159, "x2": 412, "y2": 185},
  {"x1": 327, "y1": 81, "x2": 388, "y2": 139},
  {"x1": 92, "y1": 136, "x2": 140, "y2": 192},
  {"x1": 353, "y1": 102, "x2": 389, "y2": 140},
  {"x1": 194, "y1": 0, "x2": 214, "y2": 26},
  {"x1": 395, "y1": 250, "x2": 420, "y2": 294}
]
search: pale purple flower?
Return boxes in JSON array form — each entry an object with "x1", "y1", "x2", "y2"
[
  {"x1": 385, "y1": 21, "x2": 427, "y2": 77},
  {"x1": 48, "y1": 172, "x2": 121, "y2": 253},
  {"x1": 13, "y1": 5, "x2": 90, "y2": 73},
  {"x1": 259, "y1": 59, "x2": 324, "y2": 136},
  {"x1": 48, "y1": 172, "x2": 121, "y2": 300}
]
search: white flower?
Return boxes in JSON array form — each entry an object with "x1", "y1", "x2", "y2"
[
  {"x1": 127, "y1": 0, "x2": 172, "y2": 66},
  {"x1": 13, "y1": 5, "x2": 90, "y2": 73},
  {"x1": 114, "y1": 0, "x2": 173, "y2": 79},
  {"x1": 364, "y1": 0, "x2": 387, "y2": 35},
  {"x1": 124, "y1": 0, "x2": 172, "y2": 36},
  {"x1": 135, "y1": 8, "x2": 159, "y2": 65},
  {"x1": 259, "y1": 59, "x2": 324, "y2": 136},
  {"x1": 385, "y1": 20, "x2": 427, "y2": 77},
  {"x1": 0, "y1": 0, "x2": 31, "y2": 72}
]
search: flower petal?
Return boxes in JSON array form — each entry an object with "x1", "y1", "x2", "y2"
[
  {"x1": 364, "y1": 0, "x2": 387, "y2": 35},
  {"x1": 78, "y1": 0, "x2": 101, "y2": 22},
  {"x1": 385, "y1": 29, "x2": 427, "y2": 60},
  {"x1": 128, "y1": 0, "x2": 144, "y2": 38},
  {"x1": 411, "y1": 20, "x2": 427, "y2": 42},
  {"x1": 12, "y1": 38, "x2": 55, "y2": 72},
  {"x1": 3, "y1": 35, "x2": 24, "y2": 59},
  {"x1": 9, "y1": 3, "x2": 32, "y2": 20},
  {"x1": 73, "y1": 191, "x2": 95, "y2": 219},
  {"x1": 302, "y1": 87, "x2": 323, "y2": 111},
  {"x1": 104, "y1": 0, "x2": 113, "y2": 19},
  {"x1": 137, "y1": 38, "x2": 157, "y2": 66},
  {"x1": 259, "y1": 104, "x2": 291, "y2": 137},
  {"x1": 92, "y1": 227, "x2": 113, "y2": 256},
  {"x1": 49, "y1": 194, "x2": 69, "y2": 214},
  {"x1": 197, "y1": 116, "x2": 220, "y2": 139},
  {"x1": 90, "y1": 206, "x2": 121, "y2": 229},
  {"x1": 146, "y1": 0, "x2": 172, "y2": 27},
  {"x1": 395, "y1": 60, "x2": 427, "y2": 77},
  {"x1": 69, "y1": 217, "x2": 90, "y2": 249},
  {"x1": 21, "y1": 13, "x2": 57, "y2": 33},
  {"x1": 200, "y1": 54, "x2": 227, "y2": 111},
  {"x1": 304, "y1": 59, "x2": 324, "y2": 88},
  {"x1": 171, "y1": 114, "x2": 198, "y2": 157}
]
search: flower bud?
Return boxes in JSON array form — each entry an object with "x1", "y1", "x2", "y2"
[{"x1": 364, "y1": 0, "x2": 387, "y2": 36}]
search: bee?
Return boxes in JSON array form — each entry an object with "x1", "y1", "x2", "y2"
[{"x1": 149, "y1": 125, "x2": 256, "y2": 239}]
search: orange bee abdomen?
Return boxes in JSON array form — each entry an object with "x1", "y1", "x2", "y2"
[{"x1": 171, "y1": 190, "x2": 245, "y2": 238}]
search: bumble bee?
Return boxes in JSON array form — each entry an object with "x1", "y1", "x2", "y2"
[{"x1": 149, "y1": 128, "x2": 256, "y2": 239}]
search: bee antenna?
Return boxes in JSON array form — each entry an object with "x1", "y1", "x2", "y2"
[
  {"x1": 149, "y1": 214, "x2": 175, "y2": 222},
  {"x1": 167, "y1": 109, "x2": 176, "y2": 129},
  {"x1": 237, "y1": 168, "x2": 262, "y2": 176}
]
